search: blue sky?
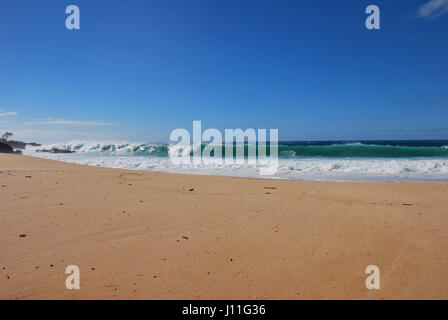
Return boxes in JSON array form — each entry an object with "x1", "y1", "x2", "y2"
[{"x1": 1, "y1": 0, "x2": 447, "y2": 142}]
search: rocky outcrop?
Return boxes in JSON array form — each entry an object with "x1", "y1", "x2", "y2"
[
  {"x1": 0, "y1": 142, "x2": 14, "y2": 153},
  {"x1": 6, "y1": 140, "x2": 41, "y2": 149}
]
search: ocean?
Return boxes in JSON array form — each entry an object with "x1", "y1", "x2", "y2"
[{"x1": 23, "y1": 140, "x2": 448, "y2": 182}]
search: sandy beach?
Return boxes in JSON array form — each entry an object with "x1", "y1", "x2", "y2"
[{"x1": 0, "y1": 153, "x2": 447, "y2": 299}]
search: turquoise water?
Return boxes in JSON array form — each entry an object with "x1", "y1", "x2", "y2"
[{"x1": 56, "y1": 140, "x2": 448, "y2": 158}]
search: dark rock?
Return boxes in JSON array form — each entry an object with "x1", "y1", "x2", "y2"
[
  {"x1": 182, "y1": 236, "x2": 189, "y2": 240},
  {"x1": 19, "y1": 234, "x2": 27, "y2": 237},
  {"x1": 0, "y1": 142, "x2": 13, "y2": 153},
  {"x1": 189, "y1": 188, "x2": 194, "y2": 192},
  {"x1": 5, "y1": 140, "x2": 41, "y2": 149}
]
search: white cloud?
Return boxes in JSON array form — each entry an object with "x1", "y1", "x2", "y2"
[
  {"x1": 24, "y1": 118, "x2": 113, "y2": 126},
  {"x1": 418, "y1": 0, "x2": 448, "y2": 19},
  {"x1": 7, "y1": 129, "x2": 136, "y2": 143},
  {"x1": 0, "y1": 111, "x2": 18, "y2": 117}
]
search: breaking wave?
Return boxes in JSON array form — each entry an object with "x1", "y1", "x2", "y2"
[{"x1": 25, "y1": 140, "x2": 448, "y2": 158}]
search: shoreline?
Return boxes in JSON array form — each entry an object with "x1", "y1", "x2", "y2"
[
  {"x1": 22, "y1": 152, "x2": 448, "y2": 183},
  {"x1": 1, "y1": 153, "x2": 447, "y2": 299},
  {"x1": 14, "y1": 153, "x2": 448, "y2": 184}
]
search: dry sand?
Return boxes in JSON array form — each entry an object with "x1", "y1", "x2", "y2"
[{"x1": 0, "y1": 154, "x2": 447, "y2": 299}]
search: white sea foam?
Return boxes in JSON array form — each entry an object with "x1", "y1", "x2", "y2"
[
  {"x1": 23, "y1": 143, "x2": 448, "y2": 182},
  {"x1": 27, "y1": 141, "x2": 162, "y2": 153}
]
